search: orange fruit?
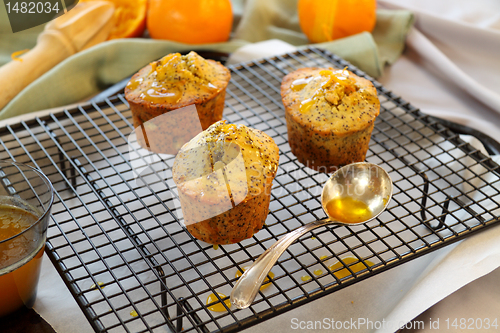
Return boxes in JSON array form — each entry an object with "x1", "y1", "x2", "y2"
[
  {"x1": 298, "y1": 0, "x2": 377, "y2": 43},
  {"x1": 147, "y1": 0, "x2": 233, "y2": 44},
  {"x1": 79, "y1": 0, "x2": 147, "y2": 39}
]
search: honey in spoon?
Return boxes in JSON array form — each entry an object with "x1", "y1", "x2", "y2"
[
  {"x1": 230, "y1": 162, "x2": 393, "y2": 309},
  {"x1": 325, "y1": 197, "x2": 372, "y2": 224}
]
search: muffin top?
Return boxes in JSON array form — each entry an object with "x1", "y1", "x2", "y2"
[
  {"x1": 125, "y1": 51, "x2": 230, "y2": 108},
  {"x1": 172, "y1": 120, "x2": 279, "y2": 204},
  {"x1": 281, "y1": 67, "x2": 380, "y2": 135}
]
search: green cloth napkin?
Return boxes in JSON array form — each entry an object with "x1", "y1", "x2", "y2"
[{"x1": 0, "y1": 0, "x2": 413, "y2": 120}]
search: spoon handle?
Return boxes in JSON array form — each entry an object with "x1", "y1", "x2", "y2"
[{"x1": 230, "y1": 218, "x2": 335, "y2": 309}]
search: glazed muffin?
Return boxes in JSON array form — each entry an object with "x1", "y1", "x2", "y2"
[
  {"x1": 172, "y1": 120, "x2": 279, "y2": 245},
  {"x1": 281, "y1": 67, "x2": 380, "y2": 173},
  {"x1": 125, "y1": 51, "x2": 231, "y2": 154}
]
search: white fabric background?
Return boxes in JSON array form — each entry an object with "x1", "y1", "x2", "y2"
[
  {"x1": 378, "y1": 1, "x2": 500, "y2": 331},
  {"x1": 30, "y1": 0, "x2": 500, "y2": 332},
  {"x1": 379, "y1": 0, "x2": 500, "y2": 143}
]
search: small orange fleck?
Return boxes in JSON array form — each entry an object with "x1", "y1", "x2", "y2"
[
  {"x1": 11, "y1": 49, "x2": 29, "y2": 62},
  {"x1": 90, "y1": 281, "x2": 105, "y2": 290}
]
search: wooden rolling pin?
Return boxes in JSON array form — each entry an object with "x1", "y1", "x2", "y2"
[{"x1": 0, "y1": 1, "x2": 115, "y2": 111}]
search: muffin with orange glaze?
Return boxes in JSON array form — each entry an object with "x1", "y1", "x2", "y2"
[
  {"x1": 125, "y1": 51, "x2": 230, "y2": 153},
  {"x1": 172, "y1": 120, "x2": 279, "y2": 245},
  {"x1": 281, "y1": 67, "x2": 380, "y2": 172}
]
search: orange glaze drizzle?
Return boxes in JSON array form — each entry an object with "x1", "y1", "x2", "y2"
[
  {"x1": 11, "y1": 49, "x2": 29, "y2": 62},
  {"x1": 140, "y1": 87, "x2": 182, "y2": 104},
  {"x1": 290, "y1": 68, "x2": 355, "y2": 113}
]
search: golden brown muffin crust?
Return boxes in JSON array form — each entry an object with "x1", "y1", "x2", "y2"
[
  {"x1": 124, "y1": 51, "x2": 231, "y2": 154},
  {"x1": 281, "y1": 67, "x2": 380, "y2": 172},
  {"x1": 281, "y1": 67, "x2": 380, "y2": 136},
  {"x1": 172, "y1": 121, "x2": 280, "y2": 244},
  {"x1": 125, "y1": 51, "x2": 230, "y2": 110}
]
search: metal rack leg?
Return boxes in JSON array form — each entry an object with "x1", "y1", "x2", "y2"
[
  {"x1": 371, "y1": 136, "x2": 483, "y2": 231},
  {"x1": 176, "y1": 298, "x2": 209, "y2": 333},
  {"x1": 71, "y1": 157, "x2": 175, "y2": 330}
]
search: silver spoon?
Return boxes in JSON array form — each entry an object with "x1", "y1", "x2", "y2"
[{"x1": 230, "y1": 162, "x2": 393, "y2": 309}]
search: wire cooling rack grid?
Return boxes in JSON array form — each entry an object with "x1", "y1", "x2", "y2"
[{"x1": 0, "y1": 48, "x2": 499, "y2": 332}]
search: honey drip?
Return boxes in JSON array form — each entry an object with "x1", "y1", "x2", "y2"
[
  {"x1": 290, "y1": 77, "x2": 314, "y2": 91},
  {"x1": 299, "y1": 257, "x2": 374, "y2": 283},
  {"x1": 127, "y1": 52, "x2": 219, "y2": 105},
  {"x1": 299, "y1": 98, "x2": 316, "y2": 113},
  {"x1": 328, "y1": 257, "x2": 374, "y2": 279},
  {"x1": 325, "y1": 197, "x2": 373, "y2": 224},
  {"x1": 126, "y1": 77, "x2": 143, "y2": 91},
  {"x1": 291, "y1": 68, "x2": 356, "y2": 113},
  {"x1": 206, "y1": 292, "x2": 231, "y2": 312},
  {"x1": 140, "y1": 87, "x2": 182, "y2": 104},
  {"x1": 90, "y1": 281, "x2": 105, "y2": 290}
]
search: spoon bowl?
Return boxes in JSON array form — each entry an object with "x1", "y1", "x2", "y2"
[
  {"x1": 230, "y1": 162, "x2": 393, "y2": 309},
  {"x1": 321, "y1": 162, "x2": 392, "y2": 223}
]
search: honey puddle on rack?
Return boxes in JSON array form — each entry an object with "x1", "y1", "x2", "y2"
[
  {"x1": 206, "y1": 256, "x2": 373, "y2": 311},
  {"x1": 206, "y1": 268, "x2": 276, "y2": 312},
  {"x1": 301, "y1": 257, "x2": 374, "y2": 281},
  {"x1": 90, "y1": 281, "x2": 105, "y2": 290},
  {"x1": 206, "y1": 292, "x2": 231, "y2": 312}
]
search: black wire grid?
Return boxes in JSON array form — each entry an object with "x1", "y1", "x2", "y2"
[{"x1": 0, "y1": 48, "x2": 499, "y2": 333}]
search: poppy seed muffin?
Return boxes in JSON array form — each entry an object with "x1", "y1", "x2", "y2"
[
  {"x1": 281, "y1": 67, "x2": 380, "y2": 173},
  {"x1": 172, "y1": 120, "x2": 279, "y2": 245},
  {"x1": 124, "y1": 51, "x2": 231, "y2": 154}
]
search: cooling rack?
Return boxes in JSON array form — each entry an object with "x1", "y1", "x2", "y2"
[{"x1": 0, "y1": 48, "x2": 499, "y2": 333}]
